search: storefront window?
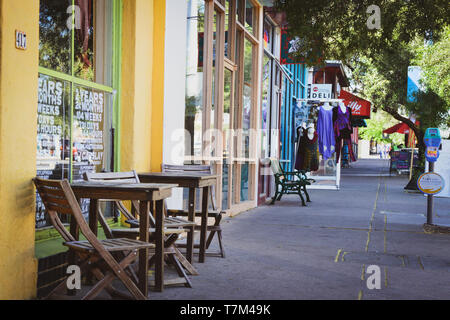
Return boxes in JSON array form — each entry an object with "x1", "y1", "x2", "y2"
[
  {"x1": 37, "y1": 0, "x2": 117, "y2": 228},
  {"x1": 74, "y1": 0, "x2": 114, "y2": 85},
  {"x1": 261, "y1": 54, "x2": 271, "y2": 159},
  {"x1": 245, "y1": 1, "x2": 254, "y2": 35},
  {"x1": 72, "y1": 85, "x2": 113, "y2": 181},
  {"x1": 36, "y1": 75, "x2": 71, "y2": 228},
  {"x1": 242, "y1": 37, "x2": 253, "y2": 159},
  {"x1": 185, "y1": 0, "x2": 205, "y2": 162},
  {"x1": 39, "y1": 0, "x2": 72, "y2": 75},
  {"x1": 184, "y1": 0, "x2": 261, "y2": 211},
  {"x1": 263, "y1": 18, "x2": 273, "y2": 51}
]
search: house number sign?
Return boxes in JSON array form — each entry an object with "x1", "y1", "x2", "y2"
[{"x1": 15, "y1": 30, "x2": 27, "y2": 50}]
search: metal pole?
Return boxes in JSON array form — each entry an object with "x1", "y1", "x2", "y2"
[{"x1": 427, "y1": 161, "x2": 434, "y2": 224}]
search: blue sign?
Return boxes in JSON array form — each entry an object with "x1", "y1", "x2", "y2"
[
  {"x1": 407, "y1": 66, "x2": 424, "y2": 102},
  {"x1": 424, "y1": 128, "x2": 441, "y2": 162}
]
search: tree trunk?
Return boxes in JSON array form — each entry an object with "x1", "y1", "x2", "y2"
[{"x1": 381, "y1": 106, "x2": 424, "y2": 190}]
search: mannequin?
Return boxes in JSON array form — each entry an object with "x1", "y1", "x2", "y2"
[
  {"x1": 307, "y1": 123, "x2": 315, "y2": 140},
  {"x1": 322, "y1": 102, "x2": 333, "y2": 111},
  {"x1": 333, "y1": 102, "x2": 356, "y2": 163},
  {"x1": 295, "y1": 124, "x2": 320, "y2": 172}
]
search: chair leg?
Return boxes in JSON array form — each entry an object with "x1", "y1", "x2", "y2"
[
  {"x1": 205, "y1": 216, "x2": 222, "y2": 249},
  {"x1": 303, "y1": 185, "x2": 311, "y2": 202},
  {"x1": 173, "y1": 246, "x2": 199, "y2": 276},
  {"x1": 217, "y1": 230, "x2": 225, "y2": 258},
  {"x1": 83, "y1": 251, "x2": 146, "y2": 301},
  {"x1": 168, "y1": 254, "x2": 192, "y2": 288},
  {"x1": 277, "y1": 188, "x2": 284, "y2": 201},
  {"x1": 298, "y1": 188, "x2": 306, "y2": 206},
  {"x1": 270, "y1": 192, "x2": 278, "y2": 205}
]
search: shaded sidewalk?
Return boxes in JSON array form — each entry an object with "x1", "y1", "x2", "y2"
[{"x1": 149, "y1": 159, "x2": 450, "y2": 300}]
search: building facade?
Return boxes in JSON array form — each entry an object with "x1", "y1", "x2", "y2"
[
  {"x1": 0, "y1": 0, "x2": 166, "y2": 299},
  {"x1": 0, "y1": 0, "x2": 287, "y2": 299}
]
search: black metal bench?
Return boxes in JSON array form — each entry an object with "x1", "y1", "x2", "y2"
[{"x1": 270, "y1": 159, "x2": 315, "y2": 207}]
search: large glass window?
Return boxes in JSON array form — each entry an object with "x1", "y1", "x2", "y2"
[
  {"x1": 261, "y1": 54, "x2": 271, "y2": 159},
  {"x1": 184, "y1": 0, "x2": 261, "y2": 211},
  {"x1": 36, "y1": 0, "x2": 117, "y2": 228},
  {"x1": 185, "y1": 0, "x2": 205, "y2": 162}
]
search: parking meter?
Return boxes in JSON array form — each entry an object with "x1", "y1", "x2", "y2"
[{"x1": 424, "y1": 128, "x2": 441, "y2": 162}]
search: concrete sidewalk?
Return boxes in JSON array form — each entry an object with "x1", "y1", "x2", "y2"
[{"x1": 150, "y1": 159, "x2": 450, "y2": 300}]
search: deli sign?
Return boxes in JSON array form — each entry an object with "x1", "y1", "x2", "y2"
[
  {"x1": 308, "y1": 84, "x2": 332, "y2": 99},
  {"x1": 339, "y1": 89, "x2": 371, "y2": 119}
]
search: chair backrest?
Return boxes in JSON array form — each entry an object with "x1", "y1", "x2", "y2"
[
  {"x1": 162, "y1": 164, "x2": 217, "y2": 210},
  {"x1": 33, "y1": 178, "x2": 102, "y2": 246},
  {"x1": 84, "y1": 171, "x2": 142, "y2": 233},
  {"x1": 270, "y1": 158, "x2": 283, "y2": 175},
  {"x1": 162, "y1": 164, "x2": 212, "y2": 174},
  {"x1": 84, "y1": 170, "x2": 140, "y2": 184}
]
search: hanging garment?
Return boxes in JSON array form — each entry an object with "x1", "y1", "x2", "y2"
[
  {"x1": 317, "y1": 105, "x2": 335, "y2": 160},
  {"x1": 295, "y1": 129, "x2": 320, "y2": 172},
  {"x1": 333, "y1": 106, "x2": 353, "y2": 139},
  {"x1": 333, "y1": 106, "x2": 356, "y2": 163}
]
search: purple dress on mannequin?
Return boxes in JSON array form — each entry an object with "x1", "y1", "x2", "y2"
[{"x1": 317, "y1": 106, "x2": 335, "y2": 160}]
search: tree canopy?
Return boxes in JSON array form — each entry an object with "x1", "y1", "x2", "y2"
[{"x1": 275, "y1": 0, "x2": 450, "y2": 146}]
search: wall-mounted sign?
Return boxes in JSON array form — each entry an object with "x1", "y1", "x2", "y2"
[
  {"x1": 280, "y1": 28, "x2": 296, "y2": 64},
  {"x1": 307, "y1": 84, "x2": 332, "y2": 99},
  {"x1": 339, "y1": 89, "x2": 371, "y2": 119},
  {"x1": 15, "y1": 30, "x2": 27, "y2": 50},
  {"x1": 417, "y1": 172, "x2": 445, "y2": 195}
]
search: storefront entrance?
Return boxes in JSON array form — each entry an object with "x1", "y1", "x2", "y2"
[{"x1": 184, "y1": 0, "x2": 262, "y2": 214}]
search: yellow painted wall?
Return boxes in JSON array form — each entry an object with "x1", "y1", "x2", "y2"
[
  {"x1": 0, "y1": 0, "x2": 39, "y2": 299},
  {"x1": 120, "y1": 0, "x2": 166, "y2": 173}
]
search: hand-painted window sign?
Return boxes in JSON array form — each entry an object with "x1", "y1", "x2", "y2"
[
  {"x1": 417, "y1": 172, "x2": 445, "y2": 195},
  {"x1": 15, "y1": 30, "x2": 27, "y2": 50}
]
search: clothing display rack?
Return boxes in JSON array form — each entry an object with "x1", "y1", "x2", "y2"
[{"x1": 294, "y1": 98, "x2": 346, "y2": 190}]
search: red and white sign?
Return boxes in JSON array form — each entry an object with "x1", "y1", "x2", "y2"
[
  {"x1": 308, "y1": 84, "x2": 332, "y2": 99},
  {"x1": 339, "y1": 90, "x2": 371, "y2": 119}
]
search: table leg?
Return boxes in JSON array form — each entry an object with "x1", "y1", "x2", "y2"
[
  {"x1": 154, "y1": 200, "x2": 165, "y2": 292},
  {"x1": 89, "y1": 199, "x2": 99, "y2": 236},
  {"x1": 139, "y1": 201, "x2": 150, "y2": 297},
  {"x1": 199, "y1": 186, "x2": 210, "y2": 263},
  {"x1": 187, "y1": 187, "x2": 196, "y2": 263}
]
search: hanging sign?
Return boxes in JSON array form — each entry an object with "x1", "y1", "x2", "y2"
[
  {"x1": 417, "y1": 172, "x2": 445, "y2": 195},
  {"x1": 308, "y1": 84, "x2": 332, "y2": 99}
]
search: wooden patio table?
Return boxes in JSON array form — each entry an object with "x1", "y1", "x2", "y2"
[
  {"x1": 138, "y1": 172, "x2": 218, "y2": 263},
  {"x1": 70, "y1": 181, "x2": 177, "y2": 296}
]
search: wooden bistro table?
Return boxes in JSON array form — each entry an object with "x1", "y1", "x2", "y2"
[
  {"x1": 138, "y1": 172, "x2": 218, "y2": 263},
  {"x1": 70, "y1": 181, "x2": 177, "y2": 296}
]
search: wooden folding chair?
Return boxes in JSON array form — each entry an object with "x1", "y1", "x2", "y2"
[
  {"x1": 84, "y1": 171, "x2": 196, "y2": 233},
  {"x1": 84, "y1": 171, "x2": 197, "y2": 285},
  {"x1": 162, "y1": 164, "x2": 226, "y2": 258},
  {"x1": 33, "y1": 177, "x2": 153, "y2": 300}
]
